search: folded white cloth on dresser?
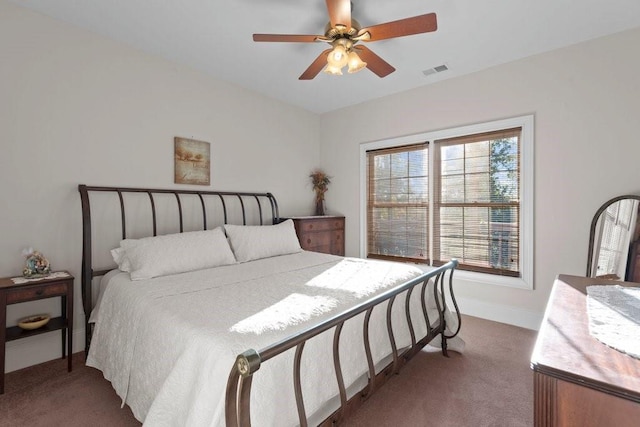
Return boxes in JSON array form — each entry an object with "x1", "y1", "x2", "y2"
[{"x1": 586, "y1": 285, "x2": 640, "y2": 359}]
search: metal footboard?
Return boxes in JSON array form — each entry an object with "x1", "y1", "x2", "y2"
[{"x1": 225, "y1": 259, "x2": 460, "y2": 426}]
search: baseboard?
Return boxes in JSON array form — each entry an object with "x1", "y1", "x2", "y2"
[
  {"x1": 457, "y1": 297, "x2": 543, "y2": 331},
  {"x1": 4, "y1": 327, "x2": 85, "y2": 373}
]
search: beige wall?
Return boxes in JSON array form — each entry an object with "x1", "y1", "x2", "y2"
[
  {"x1": 319, "y1": 27, "x2": 640, "y2": 329},
  {"x1": 3, "y1": 0, "x2": 640, "y2": 372},
  {"x1": 0, "y1": 1, "x2": 320, "y2": 371}
]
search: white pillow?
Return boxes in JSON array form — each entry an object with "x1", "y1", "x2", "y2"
[
  {"x1": 224, "y1": 219, "x2": 302, "y2": 263},
  {"x1": 110, "y1": 238, "x2": 140, "y2": 272},
  {"x1": 112, "y1": 228, "x2": 237, "y2": 280}
]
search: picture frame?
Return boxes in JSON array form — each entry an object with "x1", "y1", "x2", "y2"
[{"x1": 174, "y1": 137, "x2": 211, "y2": 185}]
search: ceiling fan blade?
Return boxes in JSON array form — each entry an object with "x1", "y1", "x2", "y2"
[
  {"x1": 359, "y1": 13, "x2": 437, "y2": 41},
  {"x1": 354, "y1": 46, "x2": 395, "y2": 78},
  {"x1": 325, "y1": 0, "x2": 351, "y2": 30},
  {"x1": 253, "y1": 34, "x2": 321, "y2": 43},
  {"x1": 299, "y1": 49, "x2": 331, "y2": 80}
]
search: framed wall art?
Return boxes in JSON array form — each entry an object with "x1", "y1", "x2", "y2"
[{"x1": 174, "y1": 137, "x2": 211, "y2": 185}]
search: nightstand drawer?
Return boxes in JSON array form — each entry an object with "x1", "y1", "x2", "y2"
[
  {"x1": 301, "y1": 231, "x2": 333, "y2": 248},
  {"x1": 297, "y1": 217, "x2": 344, "y2": 232},
  {"x1": 305, "y1": 234, "x2": 344, "y2": 256},
  {"x1": 6, "y1": 282, "x2": 68, "y2": 304}
]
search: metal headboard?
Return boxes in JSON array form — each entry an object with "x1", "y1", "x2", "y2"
[{"x1": 78, "y1": 184, "x2": 280, "y2": 354}]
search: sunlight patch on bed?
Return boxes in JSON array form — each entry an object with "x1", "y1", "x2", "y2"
[
  {"x1": 230, "y1": 293, "x2": 338, "y2": 335},
  {"x1": 306, "y1": 258, "x2": 422, "y2": 298}
]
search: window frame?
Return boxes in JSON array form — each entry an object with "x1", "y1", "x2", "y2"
[{"x1": 359, "y1": 115, "x2": 534, "y2": 290}]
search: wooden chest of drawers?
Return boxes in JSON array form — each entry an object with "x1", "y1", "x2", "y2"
[
  {"x1": 287, "y1": 216, "x2": 345, "y2": 256},
  {"x1": 531, "y1": 275, "x2": 640, "y2": 426}
]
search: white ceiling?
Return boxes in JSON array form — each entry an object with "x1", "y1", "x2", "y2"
[{"x1": 12, "y1": 0, "x2": 640, "y2": 114}]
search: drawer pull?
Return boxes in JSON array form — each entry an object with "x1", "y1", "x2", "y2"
[{"x1": 35, "y1": 289, "x2": 44, "y2": 296}]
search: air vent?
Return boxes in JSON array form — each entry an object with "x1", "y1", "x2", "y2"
[{"x1": 422, "y1": 64, "x2": 448, "y2": 76}]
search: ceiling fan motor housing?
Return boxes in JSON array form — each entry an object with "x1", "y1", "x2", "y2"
[{"x1": 324, "y1": 18, "x2": 361, "y2": 39}]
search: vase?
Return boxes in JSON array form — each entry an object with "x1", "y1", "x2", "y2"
[{"x1": 315, "y1": 199, "x2": 325, "y2": 216}]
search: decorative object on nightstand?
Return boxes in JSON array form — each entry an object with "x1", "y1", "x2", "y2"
[
  {"x1": 0, "y1": 271, "x2": 74, "y2": 394},
  {"x1": 18, "y1": 314, "x2": 51, "y2": 330},
  {"x1": 21, "y1": 247, "x2": 51, "y2": 278},
  {"x1": 309, "y1": 169, "x2": 331, "y2": 216},
  {"x1": 285, "y1": 216, "x2": 345, "y2": 256}
]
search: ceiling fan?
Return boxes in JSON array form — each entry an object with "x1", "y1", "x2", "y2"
[{"x1": 253, "y1": 0, "x2": 438, "y2": 80}]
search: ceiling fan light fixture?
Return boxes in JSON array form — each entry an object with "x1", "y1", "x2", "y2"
[
  {"x1": 323, "y1": 63, "x2": 343, "y2": 75},
  {"x1": 347, "y1": 51, "x2": 367, "y2": 73},
  {"x1": 327, "y1": 44, "x2": 348, "y2": 68}
]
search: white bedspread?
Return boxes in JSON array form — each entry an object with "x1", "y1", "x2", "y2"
[{"x1": 87, "y1": 251, "x2": 460, "y2": 426}]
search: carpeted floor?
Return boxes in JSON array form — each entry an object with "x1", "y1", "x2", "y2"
[
  {"x1": 343, "y1": 315, "x2": 536, "y2": 427},
  {"x1": 0, "y1": 315, "x2": 536, "y2": 426}
]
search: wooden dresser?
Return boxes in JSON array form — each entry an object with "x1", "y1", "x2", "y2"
[
  {"x1": 286, "y1": 216, "x2": 345, "y2": 256},
  {"x1": 531, "y1": 274, "x2": 640, "y2": 426}
]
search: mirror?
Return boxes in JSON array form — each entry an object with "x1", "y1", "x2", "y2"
[{"x1": 587, "y1": 195, "x2": 640, "y2": 281}]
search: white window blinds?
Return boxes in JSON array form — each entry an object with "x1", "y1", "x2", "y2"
[
  {"x1": 366, "y1": 127, "x2": 522, "y2": 278},
  {"x1": 367, "y1": 143, "x2": 429, "y2": 263},
  {"x1": 433, "y1": 128, "x2": 521, "y2": 276}
]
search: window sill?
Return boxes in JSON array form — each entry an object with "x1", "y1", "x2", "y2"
[{"x1": 416, "y1": 264, "x2": 533, "y2": 290}]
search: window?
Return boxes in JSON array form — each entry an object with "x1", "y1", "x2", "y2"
[
  {"x1": 367, "y1": 144, "x2": 429, "y2": 263},
  {"x1": 361, "y1": 116, "x2": 533, "y2": 289}
]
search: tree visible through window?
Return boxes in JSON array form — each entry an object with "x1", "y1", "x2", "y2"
[{"x1": 367, "y1": 128, "x2": 522, "y2": 278}]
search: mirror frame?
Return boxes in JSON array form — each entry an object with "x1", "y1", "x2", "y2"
[{"x1": 586, "y1": 194, "x2": 640, "y2": 278}]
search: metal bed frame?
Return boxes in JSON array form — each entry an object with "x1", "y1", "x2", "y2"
[{"x1": 78, "y1": 184, "x2": 460, "y2": 427}]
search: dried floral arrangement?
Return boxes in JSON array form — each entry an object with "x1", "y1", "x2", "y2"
[
  {"x1": 22, "y1": 247, "x2": 51, "y2": 277},
  {"x1": 309, "y1": 169, "x2": 331, "y2": 216}
]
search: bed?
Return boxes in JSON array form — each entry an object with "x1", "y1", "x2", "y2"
[{"x1": 78, "y1": 185, "x2": 463, "y2": 426}]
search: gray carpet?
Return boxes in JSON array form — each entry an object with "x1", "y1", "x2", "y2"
[
  {"x1": 0, "y1": 353, "x2": 139, "y2": 427},
  {"x1": 343, "y1": 315, "x2": 536, "y2": 426},
  {"x1": 0, "y1": 315, "x2": 536, "y2": 426}
]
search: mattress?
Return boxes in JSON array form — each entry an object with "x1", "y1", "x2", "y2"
[{"x1": 87, "y1": 250, "x2": 460, "y2": 426}]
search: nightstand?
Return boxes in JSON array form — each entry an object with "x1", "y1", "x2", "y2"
[
  {"x1": 286, "y1": 216, "x2": 345, "y2": 256},
  {"x1": 0, "y1": 271, "x2": 74, "y2": 394}
]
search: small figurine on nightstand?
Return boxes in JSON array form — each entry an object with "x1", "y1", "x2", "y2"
[{"x1": 21, "y1": 247, "x2": 51, "y2": 278}]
